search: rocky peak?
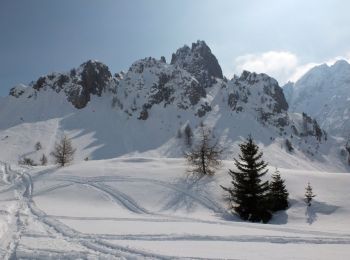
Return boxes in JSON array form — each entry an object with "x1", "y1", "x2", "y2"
[
  {"x1": 128, "y1": 57, "x2": 165, "y2": 74},
  {"x1": 115, "y1": 56, "x2": 207, "y2": 120},
  {"x1": 26, "y1": 60, "x2": 113, "y2": 109},
  {"x1": 237, "y1": 71, "x2": 289, "y2": 113},
  {"x1": 78, "y1": 60, "x2": 112, "y2": 96},
  {"x1": 289, "y1": 59, "x2": 350, "y2": 138},
  {"x1": 223, "y1": 71, "x2": 290, "y2": 127},
  {"x1": 66, "y1": 60, "x2": 112, "y2": 109},
  {"x1": 170, "y1": 40, "x2": 223, "y2": 88},
  {"x1": 9, "y1": 84, "x2": 26, "y2": 98}
]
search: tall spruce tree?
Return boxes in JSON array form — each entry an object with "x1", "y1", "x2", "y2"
[
  {"x1": 268, "y1": 169, "x2": 289, "y2": 211},
  {"x1": 221, "y1": 136, "x2": 271, "y2": 223}
]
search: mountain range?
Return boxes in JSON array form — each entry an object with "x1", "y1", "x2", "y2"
[{"x1": 0, "y1": 40, "x2": 348, "y2": 171}]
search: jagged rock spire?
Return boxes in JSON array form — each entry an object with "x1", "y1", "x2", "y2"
[{"x1": 171, "y1": 40, "x2": 223, "y2": 88}]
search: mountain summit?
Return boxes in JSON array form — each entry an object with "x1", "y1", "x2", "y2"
[
  {"x1": 0, "y1": 40, "x2": 336, "y2": 170},
  {"x1": 286, "y1": 59, "x2": 350, "y2": 138},
  {"x1": 171, "y1": 40, "x2": 223, "y2": 88}
]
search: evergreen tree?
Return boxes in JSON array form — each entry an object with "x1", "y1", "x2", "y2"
[
  {"x1": 184, "y1": 124, "x2": 194, "y2": 147},
  {"x1": 35, "y1": 141, "x2": 42, "y2": 151},
  {"x1": 305, "y1": 182, "x2": 316, "y2": 206},
  {"x1": 268, "y1": 168, "x2": 289, "y2": 211},
  {"x1": 221, "y1": 136, "x2": 271, "y2": 223},
  {"x1": 285, "y1": 139, "x2": 293, "y2": 152},
  {"x1": 345, "y1": 140, "x2": 350, "y2": 165},
  {"x1": 185, "y1": 124, "x2": 222, "y2": 176},
  {"x1": 40, "y1": 154, "x2": 48, "y2": 166},
  {"x1": 51, "y1": 135, "x2": 76, "y2": 167}
]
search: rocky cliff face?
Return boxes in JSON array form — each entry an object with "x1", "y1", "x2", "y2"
[
  {"x1": 10, "y1": 60, "x2": 113, "y2": 109},
  {"x1": 111, "y1": 57, "x2": 207, "y2": 120},
  {"x1": 5, "y1": 40, "x2": 327, "y2": 161},
  {"x1": 171, "y1": 40, "x2": 223, "y2": 88},
  {"x1": 215, "y1": 71, "x2": 290, "y2": 129}
]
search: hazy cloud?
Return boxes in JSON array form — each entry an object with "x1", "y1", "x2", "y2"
[{"x1": 233, "y1": 51, "x2": 350, "y2": 85}]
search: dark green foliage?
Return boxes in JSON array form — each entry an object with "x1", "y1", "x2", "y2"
[
  {"x1": 221, "y1": 136, "x2": 271, "y2": 223},
  {"x1": 346, "y1": 141, "x2": 350, "y2": 165},
  {"x1": 40, "y1": 154, "x2": 48, "y2": 166},
  {"x1": 184, "y1": 124, "x2": 193, "y2": 147},
  {"x1": 19, "y1": 157, "x2": 36, "y2": 166},
  {"x1": 268, "y1": 169, "x2": 289, "y2": 211},
  {"x1": 285, "y1": 139, "x2": 293, "y2": 152},
  {"x1": 35, "y1": 141, "x2": 42, "y2": 151}
]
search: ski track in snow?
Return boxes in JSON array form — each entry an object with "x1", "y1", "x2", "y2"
[
  {"x1": 50, "y1": 175, "x2": 225, "y2": 214},
  {"x1": 1, "y1": 162, "x2": 350, "y2": 259},
  {"x1": 0, "y1": 162, "x2": 230, "y2": 259}
]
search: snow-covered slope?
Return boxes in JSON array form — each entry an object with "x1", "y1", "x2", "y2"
[
  {"x1": 287, "y1": 60, "x2": 350, "y2": 138},
  {"x1": 0, "y1": 41, "x2": 341, "y2": 170},
  {"x1": 0, "y1": 158, "x2": 350, "y2": 259},
  {"x1": 285, "y1": 60, "x2": 350, "y2": 166}
]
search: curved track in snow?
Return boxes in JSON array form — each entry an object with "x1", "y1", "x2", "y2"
[
  {"x1": 1, "y1": 162, "x2": 350, "y2": 259},
  {"x1": 0, "y1": 163, "x2": 223, "y2": 259}
]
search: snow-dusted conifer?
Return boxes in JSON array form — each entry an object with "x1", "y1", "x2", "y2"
[
  {"x1": 221, "y1": 136, "x2": 271, "y2": 223},
  {"x1": 35, "y1": 141, "x2": 42, "y2": 151},
  {"x1": 305, "y1": 182, "x2": 316, "y2": 206},
  {"x1": 40, "y1": 154, "x2": 48, "y2": 166},
  {"x1": 345, "y1": 140, "x2": 350, "y2": 165},
  {"x1": 268, "y1": 168, "x2": 289, "y2": 211},
  {"x1": 184, "y1": 124, "x2": 193, "y2": 147}
]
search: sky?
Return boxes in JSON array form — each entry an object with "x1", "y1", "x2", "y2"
[{"x1": 1, "y1": 0, "x2": 350, "y2": 96}]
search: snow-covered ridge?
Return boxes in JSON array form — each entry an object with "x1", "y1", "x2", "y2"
[
  {"x1": 170, "y1": 40, "x2": 223, "y2": 88},
  {"x1": 0, "y1": 40, "x2": 337, "y2": 170},
  {"x1": 285, "y1": 59, "x2": 350, "y2": 142},
  {"x1": 9, "y1": 60, "x2": 114, "y2": 109}
]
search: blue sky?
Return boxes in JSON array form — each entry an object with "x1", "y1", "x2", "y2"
[{"x1": 1, "y1": 0, "x2": 349, "y2": 95}]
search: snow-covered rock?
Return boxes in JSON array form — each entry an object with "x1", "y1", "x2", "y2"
[
  {"x1": 0, "y1": 40, "x2": 337, "y2": 170},
  {"x1": 286, "y1": 60, "x2": 350, "y2": 138},
  {"x1": 171, "y1": 40, "x2": 223, "y2": 88},
  {"x1": 23, "y1": 60, "x2": 114, "y2": 109}
]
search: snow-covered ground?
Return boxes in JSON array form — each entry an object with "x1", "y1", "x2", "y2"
[{"x1": 0, "y1": 158, "x2": 349, "y2": 259}]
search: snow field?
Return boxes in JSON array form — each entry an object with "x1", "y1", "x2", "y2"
[{"x1": 0, "y1": 158, "x2": 349, "y2": 259}]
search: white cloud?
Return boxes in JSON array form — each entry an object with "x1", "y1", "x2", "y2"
[
  {"x1": 233, "y1": 51, "x2": 350, "y2": 85},
  {"x1": 287, "y1": 62, "x2": 318, "y2": 83}
]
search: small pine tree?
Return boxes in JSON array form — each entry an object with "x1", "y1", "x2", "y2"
[
  {"x1": 285, "y1": 139, "x2": 294, "y2": 152},
  {"x1": 35, "y1": 141, "x2": 42, "y2": 151},
  {"x1": 19, "y1": 157, "x2": 36, "y2": 166},
  {"x1": 185, "y1": 124, "x2": 222, "y2": 176},
  {"x1": 268, "y1": 169, "x2": 289, "y2": 211},
  {"x1": 305, "y1": 182, "x2": 316, "y2": 206},
  {"x1": 345, "y1": 141, "x2": 350, "y2": 165},
  {"x1": 221, "y1": 136, "x2": 271, "y2": 223},
  {"x1": 51, "y1": 135, "x2": 76, "y2": 167},
  {"x1": 40, "y1": 154, "x2": 48, "y2": 166},
  {"x1": 184, "y1": 124, "x2": 193, "y2": 147}
]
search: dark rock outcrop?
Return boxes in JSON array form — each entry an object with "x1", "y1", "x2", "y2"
[
  {"x1": 171, "y1": 40, "x2": 223, "y2": 88},
  {"x1": 29, "y1": 60, "x2": 113, "y2": 109},
  {"x1": 9, "y1": 85, "x2": 26, "y2": 98},
  {"x1": 238, "y1": 71, "x2": 288, "y2": 113},
  {"x1": 68, "y1": 60, "x2": 112, "y2": 109}
]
